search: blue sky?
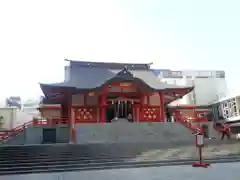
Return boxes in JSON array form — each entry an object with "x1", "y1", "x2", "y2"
[{"x1": 0, "y1": 0, "x2": 239, "y2": 99}]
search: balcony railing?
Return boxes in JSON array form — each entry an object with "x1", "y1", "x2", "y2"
[{"x1": 175, "y1": 115, "x2": 203, "y2": 134}]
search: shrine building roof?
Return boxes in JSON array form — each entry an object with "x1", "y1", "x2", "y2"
[{"x1": 40, "y1": 60, "x2": 194, "y2": 97}]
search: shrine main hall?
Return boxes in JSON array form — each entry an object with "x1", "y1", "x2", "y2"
[{"x1": 40, "y1": 60, "x2": 193, "y2": 123}]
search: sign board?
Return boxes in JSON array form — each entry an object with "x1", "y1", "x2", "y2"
[
  {"x1": 196, "y1": 134, "x2": 204, "y2": 147},
  {"x1": 88, "y1": 92, "x2": 95, "y2": 96},
  {"x1": 119, "y1": 83, "x2": 132, "y2": 88}
]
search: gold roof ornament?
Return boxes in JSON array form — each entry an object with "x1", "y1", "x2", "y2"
[{"x1": 88, "y1": 92, "x2": 95, "y2": 96}]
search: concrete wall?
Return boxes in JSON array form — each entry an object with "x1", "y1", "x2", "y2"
[
  {"x1": 64, "y1": 65, "x2": 71, "y2": 82},
  {"x1": 1, "y1": 125, "x2": 70, "y2": 145},
  {"x1": 165, "y1": 77, "x2": 228, "y2": 106},
  {"x1": 194, "y1": 78, "x2": 227, "y2": 105},
  {"x1": 0, "y1": 107, "x2": 17, "y2": 130},
  {"x1": 2, "y1": 122, "x2": 198, "y2": 145},
  {"x1": 168, "y1": 78, "x2": 194, "y2": 105},
  {"x1": 0, "y1": 107, "x2": 35, "y2": 130},
  {"x1": 197, "y1": 122, "x2": 221, "y2": 139},
  {"x1": 75, "y1": 122, "x2": 194, "y2": 144}
]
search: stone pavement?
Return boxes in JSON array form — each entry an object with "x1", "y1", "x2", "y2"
[
  {"x1": 1, "y1": 162, "x2": 240, "y2": 180},
  {"x1": 134, "y1": 143, "x2": 240, "y2": 161}
]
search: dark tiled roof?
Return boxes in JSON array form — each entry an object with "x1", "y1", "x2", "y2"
[
  {"x1": 40, "y1": 65, "x2": 193, "y2": 92},
  {"x1": 68, "y1": 60, "x2": 151, "y2": 70}
]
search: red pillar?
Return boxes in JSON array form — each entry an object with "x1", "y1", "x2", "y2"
[
  {"x1": 139, "y1": 94, "x2": 144, "y2": 121},
  {"x1": 68, "y1": 92, "x2": 76, "y2": 144},
  {"x1": 70, "y1": 108, "x2": 76, "y2": 144},
  {"x1": 147, "y1": 94, "x2": 150, "y2": 105},
  {"x1": 100, "y1": 94, "x2": 107, "y2": 122},
  {"x1": 132, "y1": 103, "x2": 135, "y2": 122},
  {"x1": 159, "y1": 92, "x2": 165, "y2": 122},
  {"x1": 193, "y1": 107, "x2": 197, "y2": 122},
  {"x1": 135, "y1": 104, "x2": 140, "y2": 122},
  {"x1": 67, "y1": 92, "x2": 72, "y2": 124}
]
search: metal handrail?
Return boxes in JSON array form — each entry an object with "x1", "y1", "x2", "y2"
[{"x1": 0, "y1": 118, "x2": 70, "y2": 141}]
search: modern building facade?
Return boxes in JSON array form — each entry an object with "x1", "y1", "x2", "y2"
[{"x1": 152, "y1": 69, "x2": 228, "y2": 106}]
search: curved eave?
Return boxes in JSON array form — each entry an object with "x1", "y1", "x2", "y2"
[
  {"x1": 163, "y1": 86, "x2": 194, "y2": 104},
  {"x1": 75, "y1": 76, "x2": 194, "y2": 93},
  {"x1": 164, "y1": 86, "x2": 194, "y2": 91},
  {"x1": 75, "y1": 84, "x2": 193, "y2": 96},
  {"x1": 40, "y1": 79, "x2": 194, "y2": 95},
  {"x1": 39, "y1": 83, "x2": 75, "y2": 97},
  {"x1": 71, "y1": 77, "x2": 160, "y2": 93}
]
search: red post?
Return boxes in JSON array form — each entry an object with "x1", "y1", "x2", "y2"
[
  {"x1": 70, "y1": 108, "x2": 76, "y2": 144},
  {"x1": 132, "y1": 102, "x2": 135, "y2": 122},
  {"x1": 193, "y1": 107, "x2": 197, "y2": 122},
  {"x1": 68, "y1": 92, "x2": 76, "y2": 144},
  {"x1": 192, "y1": 133, "x2": 210, "y2": 168},
  {"x1": 147, "y1": 94, "x2": 150, "y2": 105},
  {"x1": 159, "y1": 92, "x2": 165, "y2": 122},
  {"x1": 135, "y1": 104, "x2": 140, "y2": 122},
  {"x1": 100, "y1": 94, "x2": 107, "y2": 122},
  {"x1": 139, "y1": 95, "x2": 144, "y2": 121}
]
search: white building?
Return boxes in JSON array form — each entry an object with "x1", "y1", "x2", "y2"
[
  {"x1": 152, "y1": 69, "x2": 228, "y2": 106},
  {"x1": 211, "y1": 93, "x2": 240, "y2": 123}
]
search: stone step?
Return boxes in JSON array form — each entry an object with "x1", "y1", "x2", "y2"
[
  {"x1": 76, "y1": 122, "x2": 194, "y2": 144},
  {"x1": 0, "y1": 141, "x2": 240, "y2": 175}
]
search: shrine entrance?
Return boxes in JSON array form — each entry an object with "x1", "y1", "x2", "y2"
[{"x1": 106, "y1": 97, "x2": 135, "y2": 122}]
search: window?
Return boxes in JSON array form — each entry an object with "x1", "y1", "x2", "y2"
[
  {"x1": 224, "y1": 109, "x2": 229, "y2": 118},
  {"x1": 215, "y1": 71, "x2": 225, "y2": 78},
  {"x1": 171, "y1": 71, "x2": 182, "y2": 77},
  {"x1": 221, "y1": 98, "x2": 239, "y2": 118},
  {"x1": 218, "y1": 105, "x2": 223, "y2": 118},
  {"x1": 198, "y1": 71, "x2": 212, "y2": 77},
  {"x1": 0, "y1": 116, "x2": 3, "y2": 127},
  {"x1": 224, "y1": 102, "x2": 228, "y2": 108},
  {"x1": 234, "y1": 106, "x2": 237, "y2": 114},
  {"x1": 163, "y1": 71, "x2": 182, "y2": 78}
]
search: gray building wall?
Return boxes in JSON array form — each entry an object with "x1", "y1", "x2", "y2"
[
  {"x1": 4, "y1": 122, "x2": 222, "y2": 145},
  {"x1": 75, "y1": 122, "x2": 194, "y2": 144},
  {"x1": 64, "y1": 65, "x2": 71, "y2": 82},
  {"x1": 1, "y1": 125, "x2": 70, "y2": 145},
  {"x1": 194, "y1": 78, "x2": 227, "y2": 105},
  {"x1": 1, "y1": 123, "x2": 196, "y2": 145},
  {"x1": 156, "y1": 70, "x2": 228, "y2": 105}
]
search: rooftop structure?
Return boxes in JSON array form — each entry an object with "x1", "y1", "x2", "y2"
[{"x1": 153, "y1": 69, "x2": 227, "y2": 105}]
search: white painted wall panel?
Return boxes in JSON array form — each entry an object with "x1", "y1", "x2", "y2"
[
  {"x1": 64, "y1": 66, "x2": 70, "y2": 82},
  {"x1": 0, "y1": 108, "x2": 17, "y2": 130},
  {"x1": 157, "y1": 75, "x2": 228, "y2": 106},
  {"x1": 194, "y1": 78, "x2": 227, "y2": 105}
]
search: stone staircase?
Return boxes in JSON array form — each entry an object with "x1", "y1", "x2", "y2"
[
  {"x1": 1, "y1": 140, "x2": 240, "y2": 175},
  {"x1": 75, "y1": 122, "x2": 194, "y2": 144},
  {"x1": 0, "y1": 143, "x2": 197, "y2": 175},
  {"x1": 0, "y1": 144, "x2": 134, "y2": 175}
]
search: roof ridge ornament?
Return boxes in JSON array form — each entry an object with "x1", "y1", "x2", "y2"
[{"x1": 116, "y1": 66, "x2": 134, "y2": 77}]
